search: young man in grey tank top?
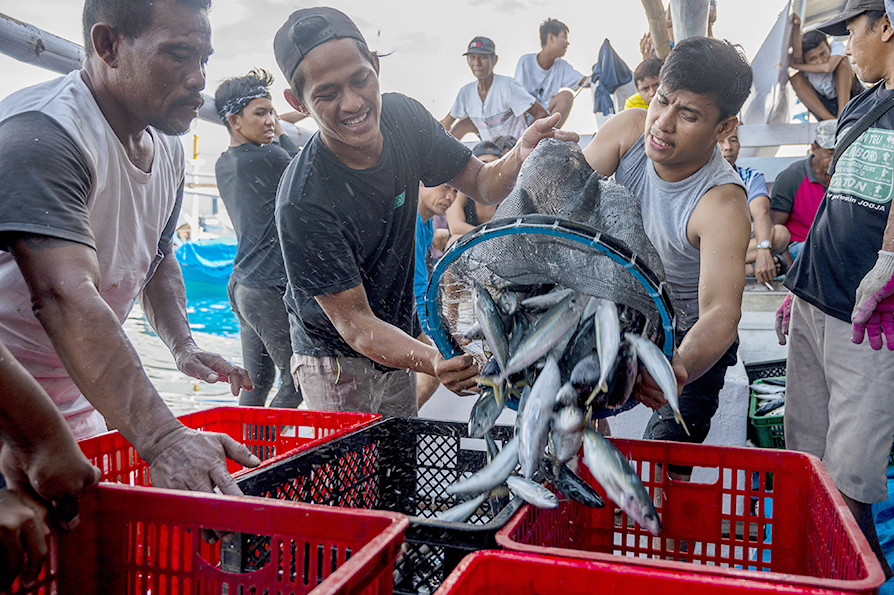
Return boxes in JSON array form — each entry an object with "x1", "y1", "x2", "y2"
[{"x1": 582, "y1": 37, "x2": 753, "y2": 480}]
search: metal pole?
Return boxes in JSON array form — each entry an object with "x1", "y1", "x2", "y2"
[
  {"x1": 670, "y1": 0, "x2": 710, "y2": 43},
  {"x1": 0, "y1": 11, "x2": 221, "y2": 125}
]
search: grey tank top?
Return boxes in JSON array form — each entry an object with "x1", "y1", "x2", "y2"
[{"x1": 615, "y1": 135, "x2": 744, "y2": 329}]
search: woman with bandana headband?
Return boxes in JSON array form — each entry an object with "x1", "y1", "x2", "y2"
[{"x1": 214, "y1": 69, "x2": 303, "y2": 408}]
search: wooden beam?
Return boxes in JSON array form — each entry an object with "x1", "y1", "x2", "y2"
[{"x1": 641, "y1": 0, "x2": 672, "y2": 60}]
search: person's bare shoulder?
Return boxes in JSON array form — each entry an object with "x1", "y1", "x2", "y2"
[
  {"x1": 689, "y1": 182, "x2": 750, "y2": 249},
  {"x1": 582, "y1": 108, "x2": 647, "y2": 177}
]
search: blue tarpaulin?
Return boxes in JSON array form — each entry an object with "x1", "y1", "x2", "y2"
[
  {"x1": 175, "y1": 237, "x2": 237, "y2": 286},
  {"x1": 591, "y1": 38, "x2": 633, "y2": 116}
]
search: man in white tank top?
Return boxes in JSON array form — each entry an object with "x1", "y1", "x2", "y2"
[
  {"x1": 582, "y1": 37, "x2": 752, "y2": 479},
  {"x1": 0, "y1": 0, "x2": 260, "y2": 495}
]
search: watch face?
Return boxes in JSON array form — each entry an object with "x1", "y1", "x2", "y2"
[{"x1": 757, "y1": 240, "x2": 772, "y2": 250}]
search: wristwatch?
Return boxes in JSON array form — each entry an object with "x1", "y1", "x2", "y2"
[{"x1": 757, "y1": 240, "x2": 772, "y2": 250}]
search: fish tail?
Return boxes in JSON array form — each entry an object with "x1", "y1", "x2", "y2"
[{"x1": 675, "y1": 410, "x2": 691, "y2": 437}]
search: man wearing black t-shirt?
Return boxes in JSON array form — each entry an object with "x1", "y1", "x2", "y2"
[
  {"x1": 272, "y1": 7, "x2": 577, "y2": 416},
  {"x1": 775, "y1": 1, "x2": 894, "y2": 579},
  {"x1": 215, "y1": 69, "x2": 302, "y2": 409}
]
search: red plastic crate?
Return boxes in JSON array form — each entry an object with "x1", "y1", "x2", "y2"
[
  {"x1": 5, "y1": 483, "x2": 408, "y2": 595},
  {"x1": 437, "y1": 551, "x2": 856, "y2": 595},
  {"x1": 496, "y1": 438, "x2": 885, "y2": 594},
  {"x1": 79, "y1": 407, "x2": 379, "y2": 484}
]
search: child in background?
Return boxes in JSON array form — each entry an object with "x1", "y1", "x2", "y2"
[{"x1": 789, "y1": 14, "x2": 862, "y2": 120}]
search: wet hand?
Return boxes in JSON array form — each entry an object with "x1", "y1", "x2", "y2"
[
  {"x1": 519, "y1": 113, "x2": 580, "y2": 161},
  {"x1": 175, "y1": 345, "x2": 253, "y2": 396},
  {"x1": 0, "y1": 436, "x2": 100, "y2": 531},
  {"x1": 775, "y1": 292, "x2": 793, "y2": 345},
  {"x1": 434, "y1": 353, "x2": 480, "y2": 396},
  {"x1": 0, "y1": 490, "x2": 50, "y2": 590},
  {"x1": 147, "y1": 425, "x2": 261, "y2": 495}
]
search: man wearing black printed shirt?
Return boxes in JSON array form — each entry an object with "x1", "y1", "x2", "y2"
[
  {"x1": 775, "y1": 1, "x2": 894, "y2": 579},
  {"x1": 273, "y1": 7, "x2": 577, "y2": 416},
  {"x1": 215, "y1": 69, "x2": 302, "y2": 409}
]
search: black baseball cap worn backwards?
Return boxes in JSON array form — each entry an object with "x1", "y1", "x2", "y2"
[
  {"x1": 817, "y1": 0, "x2": 885, "y2": 37},
  {"x1": 274, "y1": 7, "x2": 368, "y2": 84}
]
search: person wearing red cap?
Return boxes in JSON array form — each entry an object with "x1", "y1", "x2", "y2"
[
  {"x1": 440, "y1": 36, "x2": 547, "y2": 141},
  {"x1": 776, "y1": 0, "x2": 894, "y2": 580},
  {"x1": 271, "y1": 7, "x2": 578, "y2": 416}
]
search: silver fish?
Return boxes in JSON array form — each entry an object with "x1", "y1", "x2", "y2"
[
  {"x1": 582, "y1": 428, "x2": 661, "y2": 536},
  {"x1": 446, "y1": 436, "x2": 519, "y2": 496},
  {"x1": 555, "y1": 382, "x2": 579, "y2": 408},
  {"x1": 518, "y1": 356, "x2": 561, "y2": 479},
  {"x1": 435, "y1": 492, "x2": 488, "y2": 522},
  {"x1": 498, "y1": 290, "x2": 520, "y2": 317},
  {"x1": 604, "y1": 340, "x2": 637, "y2": 410},
  {"x1": 473, "y1": 282, "x2": 510, "y2": 374},
  {"x1": 625, "y1": 333, "x2": 689, "y2": 436},
  {"x1": 469, "y1": 385, "x2": 504, "y2": 438},
  {"x1": 462, "y1": 321, "x2": 485, "y2": 341},
  {"x1": 514, "y1": 384, "x2": 531, "y2": 435},
  {"x1": 595, "y1": 300, "x2": 621, "y2": 393},
  {"x1": 570, "y1": 354, "x2": 601, "y2": 401},
  {"x1": 749, "y1": 384, "x2": 786, "y2": 395},
  {"x1": 502, "y1": 294, "x2": 582, "y2": 382},
  {"x1": 506, "y1": 475, "x2": 559, "y2": 509},
  {"x1": 484, "y1": 434, "x2": 511, "y2": 515},
  {"x1": 539, "y1": 456, "x2": 604, "y2": 509},
  {"x1": 521, "y1": 287, "x2": 575, "y2": 310},
  {"x1": 549, "y1": 405, "x2": 585, "y2": 463}
]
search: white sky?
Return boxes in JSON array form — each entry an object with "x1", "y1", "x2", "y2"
[{"x1": 0, "y1": 0, "x2": 791, "y2": 168}]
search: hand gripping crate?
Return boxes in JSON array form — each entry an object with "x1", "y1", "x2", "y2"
[
  {"x1": 6, "y1": 483, "x2": 407, "y2": 595},
  {"x1": 233, "y1": 418, "x2": 525, "y2": 595},
  {"x1": 436, "y1": 550, "x2": 860, "y2": 595},
  {"x1": 495, "y1": 438, "x2": 885, "y2": 594},
  {"x1": 78, "y1": 407, "x2": 380, "y2": 484}
]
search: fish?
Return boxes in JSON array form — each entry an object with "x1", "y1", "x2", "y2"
[
  {"x1": 595, "y1": 300, "x2": 621, "y2": 393},
  {"x1": 604, "y1": 340, "x2": 637, "y2": 410},
  {"x1": 518, "y1": 356, "x2": 561, "y2": 479},
  {"x1": 514, "y1": 384, "x2": 531, "y2": 435},
  {"x1": 582, "y1": 428, "x2": 661, "y2": 536},
  {"x1": 625, "y1": 333, "x2": 689, "y2": 436},
  {"x1": 549, "y1": 405, "x2": 585, "y2": 463},
  {"x1": 559, "y1": 314, "x2": 596, "y2": 379},
  {"x1": 539, "y1": 456, "x2": 604, "y2": 509},
  {"x1": 755, "y1": 397, "x2": 785, "y2": 416},
  {"x1": 472, "y1": 282, "x2": 510, "y2": 374},
  {"x1": 749, "y1": 384, "x2": 786, "y2": 395},
  {"x1": 521, "y1": 287, "x2": 575, "y2": 310},
  {"x1": 484, "y1": 434, "x2": 511, "y2": 516},
  {"x1": 469, "y1": 385, "x2": 504, "y2": 438},
  {"x1": 502, "y1": 294, "x2": 582, "y2": 382},
  {"x1": 569, "y1": 354, "x2": 601, "y2": 402},
  {"x1": 435, "y1": 492, "x2": 488, "y2": 522},
  {"x1": 506, "y1": 475, "x2": 559, "y2": 509},
  {"x1": 555, "y1": 382, "x2": 579, "y2": 408},
  {"x1": 446, "y1": 435, "x2": 519, "y2": 496},
  {"x1": 498, "y1": 290, "x2": 520, "y2": 317},
  {"x1": 461, "y1": 321, "x2": 485, "y2": 341}
]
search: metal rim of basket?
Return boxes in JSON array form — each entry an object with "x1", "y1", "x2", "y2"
[{"x1": 423, "y1": 214, "x2": 676, "y2": 361}]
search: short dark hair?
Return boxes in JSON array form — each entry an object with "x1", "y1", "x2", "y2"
[
  {"x1": 801, "y1": 30, "x2": 828, "y2": 55},
  {"x1": 215, "y1": 69, "x2": 274, "y2": 131},
  {"x1": 659, "y1": 37, "x2": 753, "y2": 120},
  {"x1": 539, "y1": 19, "x2": 568, "y2": 47},
  {"x1": 492, "y1": 135, "x2": 517, "y2": 154},
  {"x1": 292, "y1": 39, "x2": 377, "y2": 103},
  {"x1": 82, "y1": 0, "x2": 211, "y2": 56},
  {"x1": 634, "y1": 58, "x2": 663, "y2": 86}
]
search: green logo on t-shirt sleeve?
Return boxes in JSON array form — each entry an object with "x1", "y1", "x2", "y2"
[
  {"x1": 393, "y1": 191, "x2": 406, "y2": 209},
  {"x1": 829, "y1": 126, "x2": 894, "y2": 204}
]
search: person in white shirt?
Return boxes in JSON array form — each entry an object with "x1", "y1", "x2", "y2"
[
  {"x1": 514, "y1": 19, "x2": 588, "y2": 128},
  {"x1": 441, "y1": 37, "x2": 547, "y2": 141}
]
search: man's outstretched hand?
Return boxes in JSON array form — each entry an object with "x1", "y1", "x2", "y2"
[{"x1": 518, "y1": 113, "x2": 580, "y2": 162}]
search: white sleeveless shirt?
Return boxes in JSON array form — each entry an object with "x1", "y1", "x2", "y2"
[{"x1": 0, "y1": 71, "x2": 184, "y2": 437}]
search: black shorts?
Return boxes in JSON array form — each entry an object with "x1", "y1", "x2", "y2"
[{"x1": 643, "y1": 336, "x2": 739, "y2": 475}]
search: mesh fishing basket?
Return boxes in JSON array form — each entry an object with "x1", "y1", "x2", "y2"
[{"x1": 422, "y1": 139, "x2": 678, "y2": 415}]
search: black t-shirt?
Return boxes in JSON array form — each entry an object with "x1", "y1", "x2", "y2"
[
  {"x1": 0, "y1": 111, "x2": 180, "y2": 262},
  {"x1": 216, "y1": 134, "x2": 298, "y2": 287},
  {"x1": 786, "y1": 83, "x2": 894, "y2": 321},
  {"x1": 276, "y1": 93, "x2": 472, "y2": 360}
]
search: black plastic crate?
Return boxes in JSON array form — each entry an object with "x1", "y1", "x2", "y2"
[
  {"x1": 744, "y1": 359, "x2": 787, "y2": 384},
  {"x1": 233, "y1": 417, "x2": 523, "y2": 595}
]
